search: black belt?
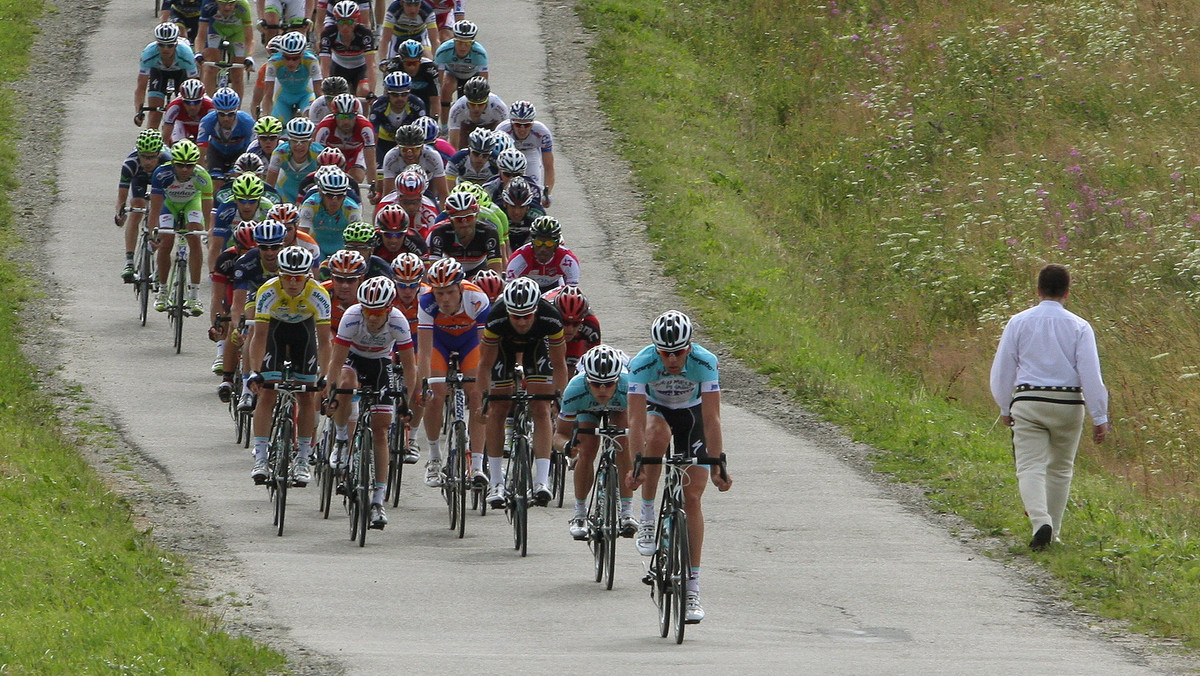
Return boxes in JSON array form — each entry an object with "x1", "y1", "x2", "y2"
[{"x1": 1014, "y1": 384, "x2": 1081, "y2": 393}]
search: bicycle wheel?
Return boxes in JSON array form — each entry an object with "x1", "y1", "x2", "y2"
[
  {"x1": 670, "y1": 512, "x2": 691, "y2": 644},
  {"x1": 387, "y1": 421, "x2": 403, "y2": 508},
  {"x1": 271, "y1": 405, "x2": 293, "y2": 537},
  {"x1": 452, "y1": 420, "x2": 467, "y2": 539},
  {"x1": 318, "y1": 425, "x2": 334, "y2": 518},
  {"x1": 588, "y1": 463, "x2": 607, "y2": 584},
  {"x1": 171, "y1": 258, "x2": 185, "y2": 354},
  {"x1": 551, "y1": 449, "x2": 566, "y2": 508},
  {"x1": 349, "y1": 425, "x2": 367, "y2": 542},
  {"x1": 512, "y1": 433, "x2": 530, "y2": 557},
  {"x1": 654, "y1": 509, "x2": 672, "y2": 638},
  {"x1": 356, "y1": 431, "x2": 371, "y2": 547},
  {"x1": 135, "y1": 231, "x2": 152, "y2": 326},
  {"x1": 601, "y1": 459, "x2": 618, "y2": 590}
]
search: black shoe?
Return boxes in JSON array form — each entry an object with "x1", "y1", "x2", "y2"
[{"x1": 1030, "y1": 524, "x2": 1052, "y2": 551}]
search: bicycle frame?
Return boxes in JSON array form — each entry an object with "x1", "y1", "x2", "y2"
[
  {"x1": 425, "y1": 352, "x2": 474, "y2": 538},
  {"x1": 572, "y1": 411, "x2": 626, "y2": 589}
]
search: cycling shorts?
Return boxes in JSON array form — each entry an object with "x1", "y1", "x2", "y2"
[
  {"x1": 261, "y1": 318, "x2": 320, "y2": 383},
  {"x1": 428, "y1": 329, "x2": 480, "y2": 375},
  {"x1": 272, "y1": 91, "x2": 315, "y2": 122},
  {"x1": 205, "y1": 147, "x2": 241, "y2": 181},
  {"x1": 205, "y1": 25, "x2": 248, "y2": 55},
  {"x1": 129, "y1": 175, "x2": 153, "y2": 200},
  {"x1": 148, "y1": 68, "x2": 188, "y2": 99},
  {"x1": 158, "y1": 196, "x2": 205, "y2": 233},
  {"x1": 330, "y1": 62, "x2": 367, "y2": 87},
  {"x1": 263, "y1": 0, "x2": 306, "y2": 22},
  {"x1": 647, "y1": 402, "x2": 707, "y2": 459},
  {"x1": 342, "y1": 354, "x2": 394, "y2": 406},
  {"x1": 489, "y1": 339, "x2": 552, "y2": 387}
]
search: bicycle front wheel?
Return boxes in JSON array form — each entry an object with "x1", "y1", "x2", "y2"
[
  {"x1": 271, "y1": 409, "x2": 294, "y2": 537},
  {"x1": 601, "y1": 460, "x2": 618, "y2": 590},
  {"x1": 452, "y1": 421, "x2": 468, "y2": 539},
  {"x1": 551, "y1": 449, "x2": 566, "y2": 508},
  {"x1": 171, "y1": 259, "x2": 186, "y2": 354},
  {"x1": 512, "y1": 436, "x2": 531, "y2": 557},
  {"x1": 135, "y1": 232, "x2": 152, "y2": 326},
  {"x1": 357, "y1": 436, "x2": 371, "y2": 547},
  {"x1": 669, "y1": 512, "x2": 691, "y2": 644}
]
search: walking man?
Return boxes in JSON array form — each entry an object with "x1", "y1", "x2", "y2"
[{"x1": 990, "y1": 263, "x2": 1110, "y2": 551}]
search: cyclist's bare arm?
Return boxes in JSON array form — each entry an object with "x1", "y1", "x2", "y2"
[{"x1": 700, "y1": 389, "x2": 730, "y2": 490}]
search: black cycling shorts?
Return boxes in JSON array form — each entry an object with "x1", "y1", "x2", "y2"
[
  {"x1": 491, "y1": 339, "x2": 552, "y2": 386},
  {"x1": 343, "y1": 353, "x2": 393, "y2": 405},
  {"x1": 648, "y1": 402, "x2": 707, "y2": 459},
  {"x1": 261, "y1": 318, "x2": 319, "y2": 382}
]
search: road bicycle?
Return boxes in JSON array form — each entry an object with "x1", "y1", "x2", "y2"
[
  {"x1": 211, "y1": 39, "x2": 251, "y2": 92},
  {"x1": 384, "y1": 366, "x2": 413, "y2": 508},
  {"x1": 567, "y1": 412, "x2": 626, "y2": 590},
  {"x1": 331, "y1": 384, "x2": 391, "y2": 547},
  {"x1": 486, "y1": 365, "x2": 558, "y2": 558},
  {"x1": 424, "y1": 352, "x2": 474, "y2": 539},
  {"x1": 160, "y1": 222, "x2": 205, "y2": 354},
  {"x1": 121, "y1": 205, "x2": 155, "y2": 326},
  {"x1": 261, "y1": 362, "x2": 321, "y2": 537},
  {"x1": 635, "y1": 451, "x2": 728, "y2": 644}
]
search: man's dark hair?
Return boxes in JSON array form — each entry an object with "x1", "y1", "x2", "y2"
[{"x1": 1038, "y1": 264, "x2": 1070, "y2": 299}]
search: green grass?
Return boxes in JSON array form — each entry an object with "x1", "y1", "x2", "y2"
[
  {"x1": 0, "y1": 1, "x2": 285, "y2": 672},
  {"x1": 578, "y1": 0, "x2": 1200, "y2": 647}
]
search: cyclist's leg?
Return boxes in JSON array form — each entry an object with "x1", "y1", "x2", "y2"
[
  {"x1": 291, "y1": 320, "x2": 321, "y2": 465},
  {"x1": 484, "y1": 345, "x2": 514, "y2": 471},
  {"x1": 184, "y1": 202, "x2": 206, "y2": 285},
  {"x1": 261, "y1": 0, "x2": 285, "y2": 42},
  {"x1": 201, "y1": 25, "x2": 222, "y2": 94},
  {"x1": 570, "y1": 416, "x2": 600, "y2": 503},
  {"x1": 459, "y1": 345, "x2": 486, "y2": 460},
  {"x1": 155, "y1": 206, "x2": 179, "y2": 288},
  {"x1": 125, "y1": 191, "x2": 148, "y2": 256}
]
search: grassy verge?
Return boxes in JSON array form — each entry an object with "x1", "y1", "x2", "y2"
[
  {"x1": 0, "y1": 2, "x2": 285, "y2": 673},
  {"x1": 577, "y1": 0, "x2": 1200, "y2": 646}
]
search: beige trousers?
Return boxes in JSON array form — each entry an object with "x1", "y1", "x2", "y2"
[{"x1": 1010, "y1": 390, "x2": 1085, "y2": 536}]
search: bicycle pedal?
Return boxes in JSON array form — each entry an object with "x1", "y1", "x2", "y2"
[
  {"x1": 641, "y1": 573, "x2": 654, "y2": 586},
  {"x1": 291, "y1": 480, "x2": 308, "y2": 488},
  {"x1": 369, "y1": 521, "x2": 385, "y2": 531}
]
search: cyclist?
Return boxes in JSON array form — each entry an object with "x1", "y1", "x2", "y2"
[
  {"x1": 295, "y1": 148, "x2": 362, "y2": 198},
  {"x1": 382, "y1": 39, "x2": 441, "y2": 123},
  {"x1": 197, "y1": 87, "x2": 257, "y2": 189},
  {"x1": 434, "y1": 19, "x2": 487, "y2": 128},
  {"x1": 319, "y1": 249, "x2": 367, "y2": 333},
  {"x1": 626, "y1": 310, "x2": 733, "y2": 624},
  {"x1": 135, "y1": 23, "x2": 200, "y2": 131},
  {"x1": 210, "y1": 172, "x2": 275, "y2": 271},
  {"x1": 251, "y1": 34, "x2": 286, "y2": 118},
  {"x1": 117, "y1": 129, "x2": 172, "y2": 282},
  {"x1": 318, "y1": 1, "x2": 379, "y2": 99},
  {"x1": 374, "y1": 203, "x2": 427, "y2": 262},
  {"x1": 324, "y1": 220, "x2": 396, "y2": 280},
  {"x1": 426, "y1": 191, "x2": 502, "y2": 277},
  {"x1": 258, "y1": 0, "x2": 313, "y2": 44},
  {"x1": 266, "y1": 116, "x2": 325, "y2": 203},
  {"x1": 494, "y1": 101, "x2": 554, "y2": 206},
  {"x1": 543, "y1": 285, "x2": 600, "y2": 373},
  {"x1": 555, "y1": 344, "x2": 635, "y2": 540},
  {"x1": 445, "y1": 76, "x2": 505, "y2": 151},
  {"x1": 231, "y1": 220, "x2": 288, "y2": 410},
  {"x1": 267, "y1": 202, "x2": 322, "y2": 259},
  {"x1": 149, "y1": 138, "x2": 214, "y2": 315},
  {"x1": 474, "y1": 276, "x2": 567, "y2": 508},
  {"x1": 445, "y1": 127, "x2": 497, "y2": 189},
  {"x1": 198, "y1": 0, "x2": 255, "y2": 102},
  {"x1": 162, "y1": 78, "x2": 214, "y2": 142},
  {"x1": 160, "y1": 0, "x2": 204, "y2": 43},
  {"x1": 326, "y1": 276, "x2": 417, "y2": 529},
  {"x1": 449, "y1": 181, "x2": 509, "y2": 260},
  {"x1": 416, "y1": 115, "x2": 457, "y2": 162},
  {"x1": 313, "y1": 92, "x2": 378, "y2": 187},
  {"x1": 414, "y1": 257, "x2": 489, "y2": 487},
  {"x1": 390, "y1": 252, "x2": 427, "y2": 464},
  {"x1": 380, "y1": 0, "x2": 438, "y2": 60},
  {"x1": 246, "y1": 116, "x2": 284, "y2": 164},
  {"x1": 505, "y1": 215, "x2": 579, "y2": 292},
  {"x1": 299, "y1": 167, "x2": 363, "y2": 254},
  {"x1": 306, "y1": 76, "x2": 358, "y2": 123},
  {"x1": 263, "y1": 32, "x2": 323, "y2": 124},
  {"x1": 471, "y1": 267, "x2": 503, "y2": 303},
  {"x1": 380, "y1": 125, "x2": 447, "y2": 204},
  {"x1": 482, "y1": 147, "x2": 542, "y2": 208},
  {"x1": 213, "y1": 221, "x2": 259, "y2": 394},
  {"x1": 383, "y1": 167, "x2": 439, "y2": 238},
  {"x1": 370, "y1": 72, "x2": 426, "y2": 167},
  {"x1": 247, "y1": 246, "x2": 331, "y2": 487}
]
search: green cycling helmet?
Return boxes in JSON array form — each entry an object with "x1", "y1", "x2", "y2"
[
  {"x1": 451, "y1": 181, "x2": 492, "y2": 209},
  {"x1": 136, "y1": 128, "x2": 164, "y2": 154},
  {"x1": 254, "y1": 115, "x2": 283, "y2": 136},
  {"x1": 230, "y1": 173, "x2": 266, "y2": 200},
  {"x1": 342, "y1": 220, "x2": 377, "y2": 245},
  {"x1": 171, "y1": 139, "x2": 200, "y2": 165}
]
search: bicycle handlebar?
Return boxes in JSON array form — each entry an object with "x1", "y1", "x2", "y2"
[
  {"x1": 634, "y1": 452, "x2": 729, "y2": 481},
  {"x1": 262, "y1": 381, "x2": 322, "y2": 392},
  {"x1": 574, "y1": 426, "x2": 627, "y2": 437}
]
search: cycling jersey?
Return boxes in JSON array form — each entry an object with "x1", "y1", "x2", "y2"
[
  {"x1": 505, "y1": 242, "x2": 580, "y2": 292},
  {"x1": 162, "y1": 0, "x2": 203, "y2": 19},
  {"x1": 163, "y1": 96, "x2": 215, "y2": 142},
  {"x1": 313, "y1": 115, "x2": 376, "y2": 167},
  {"x1": 254, "y1": 276, "x2": 332, "y2": 324},
  {"x1": 298, "y1": 192, "x2": 363, "y2": 256},
  {"x1": 268, "y1": 141, "x2": 326, "y2": 203},
  {"x1": 199, "y1": 0, "x2": 253, "y2": 49},
  {"x1": 627, "y1": 343, "x2": 720, "y2": 410},
  {"x1": 447, "y1": 93, "x2": 506, "y2": 132},
  {"x1": 197, "y1": 110, "x2": 256, "y2": 156},
  {"x1": 433, "y1": 40, "x2": 487, "y2": 81},
  {"x1": 382, "y1": 0, "x2": 436, "y2": 55},
  {"x1": 445, "y1": 148, "x2": 498, "y2": 185},
  {"x1": 369, "y1": 95, "x2": 426, "y2": 144},
  {"x1": 418, "y1": 281, "x2": 489, "y2": 371},
  {"x1": 425, "y1": 220, "x2": 502, "y2": 275},
  {"x1": 231, "y1": 248, "x2": 279, "y2": 292},
  {"x1": 138, "y1": 41, "x2": 199, "y2": 76},
  {"x1": 335, "y1": 304, "x2": 414, "y2": 359},
  {"x1": 319, "y1": 23, "x2": 377, "y2": 70},
  {"x1": 494, "y1": 119, "x2": 553, "y2": 186},
  {"x1": 119, "y1": 149, "x2": 172, "y2": 197},
  {"x1": 481, "y1": 299, "x2": 565, "y2": 383},
  {"x1": 319, "y1": 278, "x2": 354, "y2": 332},
  {"x1": 151, "y1": 163, "x2": 214, "y2": 206},
  {"x1": 559, "y1": 371, "x2": 629, "y2": 423},
  {"x1": 388, "y1": 60, "x2": 440, "y2": 112},
  {"x1": 265, "y1": 51, "x2": 323, "y2": 120}
]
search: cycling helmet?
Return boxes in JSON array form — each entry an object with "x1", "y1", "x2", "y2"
[
  {"x1": 472, "y1": 268, "x2": 504, "y2": 300},
  {"x1": 411, "y1": 116, "x2": 437, "y2": 144},
  {"x1": 496, "y1": 147, "x2": 527, "y2": 174},
  {"x1": 266, "y1": 34, "x2": 285, "y2": 54},
  {"x1": 383, "y1": 71, "x2": 412, "y2": 92},
  {"x1": 395, "y1": 169, "x2": 427, "y2": 196},
  {"x1": 266, "y1": 202, "x2": 300, "y2": 227},
  {"x1": 277, "y1": 245, "x2": 315, "y2": 275},
  {"x1": 321, "y1": 76, "x2": 350, "y2": 97},
  {"x1": 233, "y1": 152, "x2": 266, "y2": 176},
  {"x1": 390, "y1": 252, "x2": 425, "y2": 286},
  {"x1": 425, "y1": 257, "x2": 464, "y2": 288},
  {"x1": 444, "y1": 190, "x2": 478, "y2": 215},
  {"x1": 230, "y1": 173, "x2": 266, "y2": 200},
  {"x1": 375, "y1": 203, "x2": 409, "y2": 232},
  {"x1": 179, "y1": 78, "x2": 205, "y2": 101},
  {"x1": 553, "y1": 285, "x2": 589, "y2": 322},
  {"x1": 467, "y1": 127, "x2": 497, "y2": 154},
  {"x1": 397, "y1": 39, "x2": 423, "y2": 60},
  {"x1": 580, "y1": 344, "x2": 623, "y2": 384},
  {"x1": 462, "y1": 76, "x2": 490, "y2": 104},
  {"x1": 212, "y1": 87, "x2": 240, "y2": 111},
  {"x1": 509, "y1": 100, "x2": 536, "y2": 122},
  {"x1": 451, "y1": 19, "x2": 478, "y2": 40},
  {"x1": 395, "y1": 124, "x2": 425, "y2": 148},
  {"x1": 317, "y1": 146, "x2": 346, "y2": 168},
  {"x1": 286, "y1": 116, "x2": 315, "y2": 140},
  {"x1": 254, "y1": 115, "x2": 283, "y2": 135},
  {"x1": 502, "y1": 176, "x2": 533, "y2": 206},
  {"x1": 331, "y1": 92, "x2": 358, "y2": 115},
  {"x1": 233, "y1": 220, "x2": 258, "y2": 250},
  {"x1": 327, "y1": 249, "x2": 368, "y2": 277},
  {"x1": 136, "y1": 128, "x2": 164, "y2": 154},
  {"x1": 651, "y1": 310, "x2": 692, "y2": 351},
  {"x1": 342, "y1": 220, "x2": 377, "y2": 244},
  {"x1": 357, "y1": 276, "x2": 397, "y2": 309},
  {"x1": 331, "y1": 0, "x2": 359, "y2": 20},
  {"x1": 253, "y1": 219, "x2": 287, "y2": 245},
  {"x1": 452, "y1": 181, "x2": 493, "y2": 210},
  {"x1": 154, "y1": 22, "x2": 180, "y2": 44},
  {"x1": 280, "y1": 31, "x2": 306, "y2": 56},
  {"x1": 170, "y1": 139, "x2": 200, "y2": 165},
  {"x1": 317, "y1": 167, "x2": 350, "y2": 194},
  {"x1": 502, "y1": 277, "x2": 541, "y2": 316},
  {"x1": 529, "y1": 215, "x2": 561, "y2": 241},
  {"x1": 491, "y1": 130, "x2": 515, "y2": 155}
]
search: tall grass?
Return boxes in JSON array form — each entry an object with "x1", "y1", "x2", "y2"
[
  {"x1": 579, "y1": 0, "x2": 1200, "y2": 644},
  {"x1": 0, "y1": 0, "x2": 285, "y2": 671}
]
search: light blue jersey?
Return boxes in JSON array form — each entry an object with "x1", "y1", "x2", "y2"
[
  {"x1": 559, "y1": 372, "x2": 629, "y2": 424},
  {"x1": 626, "y1": 343, "x2": 719, "y2": 410}
]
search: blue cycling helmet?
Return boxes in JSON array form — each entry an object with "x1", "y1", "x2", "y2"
[
  {"x1": 212, "y1": 87, "x2": 240, "y2": 112},
  {"x1": 253, "y1": 219, "x2": 288, "y2": 246},
  {"x1": 397, "y1": 39, "x2": 423, "y2": 60},
  {"x1": 384, "y1": 71, "x2": 412, "y2": 92},
  {"x1": 414, "y1": 116, "x2": 439, "y2": 144}
]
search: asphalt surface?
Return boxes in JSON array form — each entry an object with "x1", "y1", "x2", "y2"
[{"x1": 45, "y1": 0, "x2": 1180, "y2": 672}]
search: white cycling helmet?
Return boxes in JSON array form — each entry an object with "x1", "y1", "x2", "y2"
[
  {"x1": 277, "y1": 246, "x2": 315, "y2": 275},
  {"x1": 651, "y1": 310, "x2": 692, "y2": 351},
  {"x1": 580, "y1": 344, "x2": 624, "y2": 383},
  {"x1": 502, "y1": 277, "x2": 540, "y2": 316}
]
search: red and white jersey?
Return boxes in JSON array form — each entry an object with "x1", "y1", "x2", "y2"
[
  {"x1": 334, "y1": 304, "x2": 414, "y2": 359},
  {"x1": 505, "y1": 243, "x2": 580, "y2": 292},
  {"x1": 314, "y1": 114, "x2": 377, "y2": 165},
  {"x1": 376, "y1": 191, "x2": 439, "y2": 239},
  {"x1": 163, "y1": 96, "x2": 215, "y2": 142}
]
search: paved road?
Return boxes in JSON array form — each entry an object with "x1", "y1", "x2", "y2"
[{"x1": 46, "y1": 0, "x2": 1179, "y2": 672}]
